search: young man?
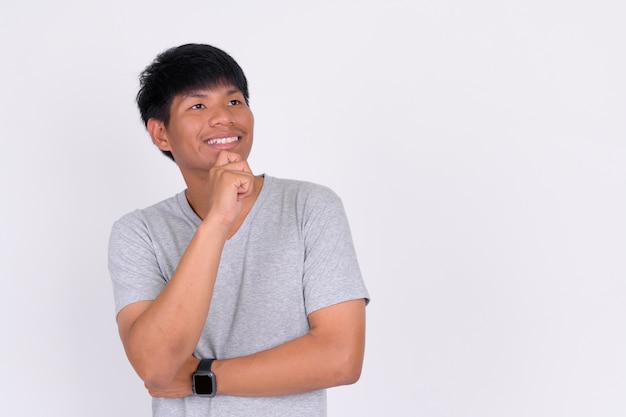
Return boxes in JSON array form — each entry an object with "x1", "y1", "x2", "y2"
[{"x1": 108, "y1": 43, "x2": 369, "y2": 417}]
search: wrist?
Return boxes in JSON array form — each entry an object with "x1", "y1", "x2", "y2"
[{"x1": 198, "y1": 215, "x2": 231, "y2": 240}]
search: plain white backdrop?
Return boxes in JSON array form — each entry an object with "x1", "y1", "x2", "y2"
[{"x1": 1, "y1": 1, "x2": 625, "y2": 416}]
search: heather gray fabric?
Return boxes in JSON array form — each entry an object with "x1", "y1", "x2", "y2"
[{"x1": 108, "y1": 175, "x2": 369, "y2": 417}]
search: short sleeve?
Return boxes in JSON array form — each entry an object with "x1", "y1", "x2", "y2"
[
  {"x1": 301, "y1": 189, "x2": 369, "y2": 315},
  {"x1": 108, "y1": 213, "x2": 167, "y2": 316}
]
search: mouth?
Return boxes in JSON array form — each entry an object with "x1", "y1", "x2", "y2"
[{"x1": 205, "y1": 136, "x2": 239, "y2": 145}]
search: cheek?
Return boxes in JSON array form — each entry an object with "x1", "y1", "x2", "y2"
[
  {"x1": 169, "y1": 122, "x2": 196, "y2": 141},
  {"x1": 240, "y1": 109, "x2": 254, "y2": 131}
]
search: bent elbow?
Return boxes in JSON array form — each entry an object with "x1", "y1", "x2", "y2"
[
  {"x1": 331, "y1": 349, "x2": 364, "y2": 386},
  {"x1": 129, "y1": 356, "x2": 177, "y2": 390},
  {"x1": 338, "y1": 360, "x2": 363, "y2": 386},
  {"x1": 140, "y1": 368, "x2": 176, "y2": 390},
  {"x1": 125, "y1": 343, "x2": 185, "y2": 390}
]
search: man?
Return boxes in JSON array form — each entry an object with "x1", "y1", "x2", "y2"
[{"x1": 108, "y1": 43, "x2": 369, "y2": 416}]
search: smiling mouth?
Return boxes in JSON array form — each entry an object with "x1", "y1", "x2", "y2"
[{"x1": 205, "y1": 136, "x2": 239, "y2": 145}]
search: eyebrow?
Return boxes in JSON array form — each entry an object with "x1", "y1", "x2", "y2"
[{"x1": 183, "y1": 88, "x2": 242, "y2": 99}]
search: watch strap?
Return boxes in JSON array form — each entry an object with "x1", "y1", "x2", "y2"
[{"x1": 197, "y1": 358, "x2": 215, "y2": 373}]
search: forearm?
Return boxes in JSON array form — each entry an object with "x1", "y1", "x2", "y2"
[
  {"x1": 122, "y1": 219, "x2": 228, "y2": 386},
  {"x1": 148, "y1": 339, "x2": 360, "y2": 399},
  {"x1": 147, "y1": 299, "x2": 366, "y2": 398},
  {"x1": 214, "y1": 333, "x2": 363, "y2": 396}
]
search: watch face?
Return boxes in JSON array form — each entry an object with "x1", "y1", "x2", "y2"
[{"x1": 193, "y1": 374, "x2": 215, "y2": 396}]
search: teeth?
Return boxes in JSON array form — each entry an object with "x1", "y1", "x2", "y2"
[{"x1": 206, "y1": 136, "x2": 238, "y2": 145}]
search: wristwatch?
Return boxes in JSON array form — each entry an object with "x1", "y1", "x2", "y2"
[{"x1": 192, "y1": 358, "x2": 217, "y2": 397}]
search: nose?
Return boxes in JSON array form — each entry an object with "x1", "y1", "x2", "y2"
[{"x1": 208, "y1": 104, "x2": 234, "y2": 126}]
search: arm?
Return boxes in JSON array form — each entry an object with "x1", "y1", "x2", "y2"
[
  {"x1": 146, "y1": 298, "x2": 366, "y2": 398},
  {"x1": 117, "y1": 151, "x2": 256, "y2": 389},
  {"x1": 117, "y1": 218, "x2": 227, "y2": 389},
  {"x1": 216, "y1": 298, "x2": 366, "y2": 396}
]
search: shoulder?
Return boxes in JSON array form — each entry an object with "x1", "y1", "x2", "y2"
[
  {"x1": 261, "y1": 176, "x2": 348, "y2": 231},
  {"x1": 110, "y1": 192, "x2": 187, "y2": 237},
  {"x1": 265, "y1": 176, "x2": 341, "y2": 206}
]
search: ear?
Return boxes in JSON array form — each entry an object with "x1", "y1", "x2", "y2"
[{"x1": 147, "y1": 118, "x2": 171, "y2": 152}]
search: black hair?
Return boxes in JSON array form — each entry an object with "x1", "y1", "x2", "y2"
[{"x1": 136, "y1": 43, "x2": 249, "y2": 160}]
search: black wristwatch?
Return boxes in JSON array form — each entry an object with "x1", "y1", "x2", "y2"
[{"x1": 192, "y1": 358, "x2": 217, "y2": 397}]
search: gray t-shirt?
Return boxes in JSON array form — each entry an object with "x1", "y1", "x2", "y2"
[{"x1": 108, "y1": 175, "x2": 369, "y2": 417}]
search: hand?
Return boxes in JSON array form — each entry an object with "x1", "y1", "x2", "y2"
[
  {"x1": 145, "y1": 356, "x2": 200, "y2": 398},
  {"x1": 205, "y1": 150, "x2": 256, "y2": 229}
]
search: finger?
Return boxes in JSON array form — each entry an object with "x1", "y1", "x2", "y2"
[
  {"x1": 214, "y1": 151, "x2": 253, "y2": 174},
  {"x1": 215, "y1": 150, "x2": 242, "y2": 167},
  {"x1": 235, "y1": 175, "x2": 256, "y2": 201}
]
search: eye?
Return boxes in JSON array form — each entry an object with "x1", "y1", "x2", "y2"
[
  {"x1": 190, "y1": 103, "x2": 205, "y2": 110},
  {"x1": 228, "y1": 99, "x2": 242, "y2": 106}
]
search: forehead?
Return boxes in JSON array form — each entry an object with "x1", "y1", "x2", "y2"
[{"x1": 178, "y1": 84, "x2": 242, "y2": 99}]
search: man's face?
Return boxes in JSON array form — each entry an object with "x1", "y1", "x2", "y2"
[{"x1": 151, "y1": 84, "x2": 254, "y2": 174}]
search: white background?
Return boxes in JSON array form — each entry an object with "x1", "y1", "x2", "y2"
[{"x1": 1, "y1": 1, "x2": 625, "y2": 416}]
